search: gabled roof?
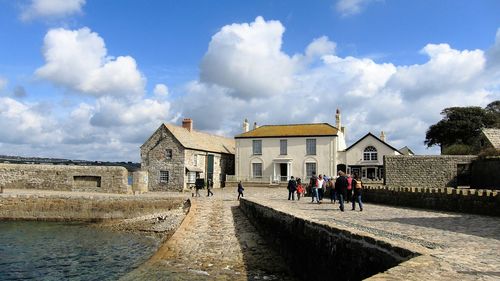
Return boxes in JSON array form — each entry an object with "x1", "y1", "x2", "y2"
[
  {"x1": 482, "y1": 128, "x2": 500, "y2": 149},
  {"x1": 163, "y1": 123, "x2": 235, "y2": 154},
  {"x1": 345, "y1": 132, "x2": 401, "y2": 153},
  {"x1": 235, "y1": 123, "x2": 338, "y2": 139},
  {"x1": 399, "y1": 146, "x2": 415, "y2": 155}
]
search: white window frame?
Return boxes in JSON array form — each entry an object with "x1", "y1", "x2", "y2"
[
  {"x1": 252, "y1": 163, "x2": 263, "y2": 178},
  {"x1": 193, "y1": 154, "x2": 198, "y2": 166},
  {"x1": 306, "y1": 162, "x2": 316, "y2": 178},
  {"x1": 306, "y1": 139, "x2": 316, "y2": 155},
  {"x1": 187, "y1": 171, "x2": 196, "y2": 183},
  {"x1": 363, "y1": 146, "x2": 377, "y2": 161},
  {"x1": 253, "y1": 140, "x2": 262, "y2": 155},
  {"x1": 280, "y1": 139, "x2": 287, "y2": 155},
  {"x1": 159, "y1": 170, "x2": 169, "y2": 183}
]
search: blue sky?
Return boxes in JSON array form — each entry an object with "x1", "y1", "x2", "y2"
[{"x1": 0, "y1": 0, "x2": 499, "y2": 161}]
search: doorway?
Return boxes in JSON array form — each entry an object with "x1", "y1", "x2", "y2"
[{"x1": 280, "y1": 163, "x2": 288, "y2": 182}]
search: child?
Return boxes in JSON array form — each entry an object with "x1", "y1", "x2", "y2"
[{"x1": 296, "y1": 178, "x2": 304, "y2": 200}]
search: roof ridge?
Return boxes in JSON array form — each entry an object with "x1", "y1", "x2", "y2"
[{"x1": 164, "y1": 123, "x2": 233, "y2": 140}]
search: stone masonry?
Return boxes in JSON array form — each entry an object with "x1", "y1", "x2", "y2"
[
  {"x1": 141, "y1": 126, "x2": 185, "y2": 191},
  {"x1": 0, "y1": 163, "x2": 130, "y2": 193},
  {"x1": 384, "y1": 155, "x2": 476, "y2": 188}
]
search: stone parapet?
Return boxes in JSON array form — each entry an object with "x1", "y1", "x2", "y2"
[
  {"x1": 0, "y1": 163, "x2": 130, "y2": 193},
  {"x1": 362, "y1": 185, "x2": 500, "y2": 216}
]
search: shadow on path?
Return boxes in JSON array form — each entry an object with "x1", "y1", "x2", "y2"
[{"x1": 230, "y1": 205, "x2": 297, "y2": 281}]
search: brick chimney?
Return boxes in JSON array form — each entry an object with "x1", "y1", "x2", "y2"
[
  {"x1": 243, "y1": 118, "x2": 249, "y2": 133},
  {"x1": 380, "y1": 131, "x2": 386, "y2": 142},
  {"x1": 182, "y1": 118, "x2": 193, "y2": 132}
]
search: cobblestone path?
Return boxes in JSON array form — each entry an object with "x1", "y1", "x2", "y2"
[{"x1": 122, "y1": 189, "x2": 296, "y2": 281}]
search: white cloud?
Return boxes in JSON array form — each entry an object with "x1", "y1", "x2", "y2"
[
  {"x1": 153, "y1": 83, "x2": 169, "y2": 97},
  {"x1": 305, "y1": 36, "x2": 336, "y2": 58},
  {"x1": 21, "y1": 0, "x2": 85, "y2": 21},
  {"x1": 36, "y1": 27, "x2": 145, "y2": 98},
  {"x1": 335, "y1": 0, "x2": 378, "y2": 17},
  {"x1": 200, "y1": 16, "x2": 295, "y2": 99}
]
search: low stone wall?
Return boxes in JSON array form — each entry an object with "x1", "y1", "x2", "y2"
[
  {"x1": 384, "y1": 155, "x2": 476, "y2": 188},
  {"x1": 239, "y1": 199, "x2": 417, "y2": 281},
  {"x1": 362, "y1": 185, "x2": 500, "y2": 216},
  {"x1": 0, "y1": 163, "x2": 130, "y2": 193},
  {"x1": 0, "y1": 194, "x2": 185, "y2": 221}
]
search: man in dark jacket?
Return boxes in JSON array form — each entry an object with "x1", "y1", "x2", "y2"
[
  {"x1": 287, "y1": 176, "x2": 297, "y2": 200},
  {"x1": 334, "y1": 171, "x2": 348, "y2": 212}
]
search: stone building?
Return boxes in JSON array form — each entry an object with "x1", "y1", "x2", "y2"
[
  {"x1": 141, "y1": 119, "x2": 235, "y2": 191},
  {"x1": 477, "y1": 128, "x2": 500, "y2": 152}
]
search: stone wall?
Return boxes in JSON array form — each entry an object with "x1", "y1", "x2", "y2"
[
  {"x1": 362, "y1": 186, "x2": 500, "y2": 216},
  {"x1": 239, "y1": 198, "x2": 417, "y2": 281},
  {"x1": 0, "y1": 163, "x2": 130, "y2": 193},
  {"x1": 141, "y1": 126, "x2": 185, "y2": 191},
  {"x1": 0, "y1": 194, "x2": 185, "y2": 221},
  {"x1": 384, "y1": 155, "x2": 476, "y2": 188}
]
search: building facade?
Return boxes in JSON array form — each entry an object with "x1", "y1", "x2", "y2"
[
  {"x1": 342, "y1": 132, "x2": 402, "y2": 180},
  {"x1": 234, "y1": 111, "x2": 347, "y2": 182},
  {"x1": 141, "y1": 119, "x2": 235, "y2": 191}
]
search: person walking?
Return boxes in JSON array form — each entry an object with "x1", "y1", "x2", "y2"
[
  {"x1": 346, "y1": 174, "x2": 352, "y2": 203},
  {"x1": 328, "y1": 177, "x2": 336, "y2": 204},
  {"x1": 237, "y1": 181, "x2": 244, "y2": 200},
  {"x1": 317, "y1": 174, "x2": 325, "y2": 202},
  {"x1": 310, "y1": 172, "x2": 319, "y2": 203},
  {"x1": 194, "y1": 178, "x2": 203, "y2": 197},
  {"x1": 296, "y1": 178, "x2": 304, "y2": 201},
  {"x1": 287, "y1": 176, "x2": 297, "y2": 200},
  {"x1": 207, "y1": 179, "x2": 214, "y2": 197},
  {"x1": 334, "y1": 171, "x2": 348, "y2": 212},
  {"x1": 352, "y1": 173, "x2": 364, "y2": 211}
]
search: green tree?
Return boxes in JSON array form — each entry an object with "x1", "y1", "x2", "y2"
[{"x1": 424, "y1": 101, "x2": 500, "y2": 152}]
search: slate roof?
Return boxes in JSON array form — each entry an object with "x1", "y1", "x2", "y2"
[
  {"x1": 164, "y1": 123, "x2": 235, "y2": 154},
  {"x1": 482, "y1": 128, "x2": 500, "y2": 149},
  {"x1": 399, "y1": 146, "x2": 415, "y2": 155},
  {"x1": 345, "y1": 132, "x2": 401, "y2": 153},
  {"x1": 235, "y1": 123, "x2": 339, "y2": 139}
]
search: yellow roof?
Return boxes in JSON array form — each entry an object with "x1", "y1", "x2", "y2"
[
  {"x1": 235, "y1": 123, "x2": 338, "y2": 138},
  {"x1": 164, "y1": 123, "x2": 235, "y2": 154}
]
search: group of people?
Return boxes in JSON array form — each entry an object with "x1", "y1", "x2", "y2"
[{"x1": 287, "y1": 171, "x2": 363, "y2": 212}]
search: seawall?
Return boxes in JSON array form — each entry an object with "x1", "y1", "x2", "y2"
[
  {"x1": 0, "y1": 163, "x2": 131, "y2": 193},
  {"x1": 362, "y1": 186, "x2": 500, "y2": 216},
  {"x1": 239, "y1": 198, "x2": 419, "y2": 280}
]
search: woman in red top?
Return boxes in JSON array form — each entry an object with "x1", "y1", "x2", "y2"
[{"x1": 296, "y1": 178, "x2": 304, "y2": 200}]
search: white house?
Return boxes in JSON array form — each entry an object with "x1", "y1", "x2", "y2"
[
  {"x1": 342, "y1": 132, "x2": 403, "y2": 180},
  {"x1": 234, "y1": 110, "x2": 347, "y2": 182}
]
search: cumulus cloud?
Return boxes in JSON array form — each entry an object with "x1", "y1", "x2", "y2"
[
  {"x1": 153, "y1": 83, "x2": 169, "y2": 98},
  {"x1": 36, "y1": 27, "x2": 145, "y2": 98},
  {"x1": 20, "y1": 0, "x2": 85, "y2": 21},
  {"x1": 200, "y1": 16, "x2": 295, "y2": 99},
  {"x1": 335, "y1": 0, "x2": 378, "y2": 17},
  {"x1": 183, "y1": 17, "x2": 499, "y2": 156}
]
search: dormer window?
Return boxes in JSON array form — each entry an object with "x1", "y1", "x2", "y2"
[{"x1": 363, "y1": 146, "x2": 377, "y2": 161}]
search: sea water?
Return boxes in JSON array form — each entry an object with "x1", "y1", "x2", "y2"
[{"x1": 0, "y1": 221, "x2": 160, "y2": 280}]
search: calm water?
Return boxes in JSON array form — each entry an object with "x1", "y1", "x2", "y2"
[{"x1": 0, "y1": 221, "x2": 160, "y2": 281}]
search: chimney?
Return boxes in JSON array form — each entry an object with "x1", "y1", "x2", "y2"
[
  {"x1": 243, "y1": 118, "x2": 249, "y2": 133},
  {"x1": 253, "y1": 122, "x2": 258, "y2": 130},
  {"x1": 182, "y1": 118, "x2": 193, "y2": 132},
  {"x1": 335, "y1": 108, "x2": 341, "y2": 129},
  {"x1": 380, "y1": 131, "x2": 386, "y2": 142}
]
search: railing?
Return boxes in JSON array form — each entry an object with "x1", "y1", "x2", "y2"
[{"x1": 226, "y1": 175, "x2": 273, "y2": 184}]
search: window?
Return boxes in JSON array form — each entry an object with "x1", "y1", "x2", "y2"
[
  {"x1": 160, "y1": 170, "x2": 169, "y2": 183},
  {"x1": 363, "y1": 146, "x2": 377, "y2": 161},
  {"x1": 306, "y1": 163, "x2": 316, "y2": 178},
  {"x1": 252, "y1": 163, "x2": 263, "y2": 178},
  {"x1": 253, "y1": 140, "x2": 262, "y2": 155},
  {"x1": 280, "y1": 139, "x2": 287, "y2": 155},
  {"x1": 187, "y1": 171, "x2": 196, "y2": 183},
  {"x1": 165, "y1": 149, "x2": 173, "y2": 159},
  {"x1": 193, "y1": 154, "x2": 198, "y2": 166},
  {"x1": 306, "y1": 139, "x2": 316, "y2": 155}
]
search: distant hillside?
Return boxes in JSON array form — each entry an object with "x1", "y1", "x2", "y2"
[{"x1": 0, "y1": 155, "x2": 141, "y2": 172}]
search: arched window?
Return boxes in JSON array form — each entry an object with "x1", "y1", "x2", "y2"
[{"x1": 363, "y1": 146, "x2": 378, "y2": 161}]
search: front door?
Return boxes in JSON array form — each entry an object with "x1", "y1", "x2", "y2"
[
  {"x1": 280, "y1": 163, "x2": 287, "y2": 182},
  {"x1": 367, "y1": 168, "x2": 376, "y2": 179},
  {"x1": 207, "y1": 154, "x2": 214, "y2": 181}
]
